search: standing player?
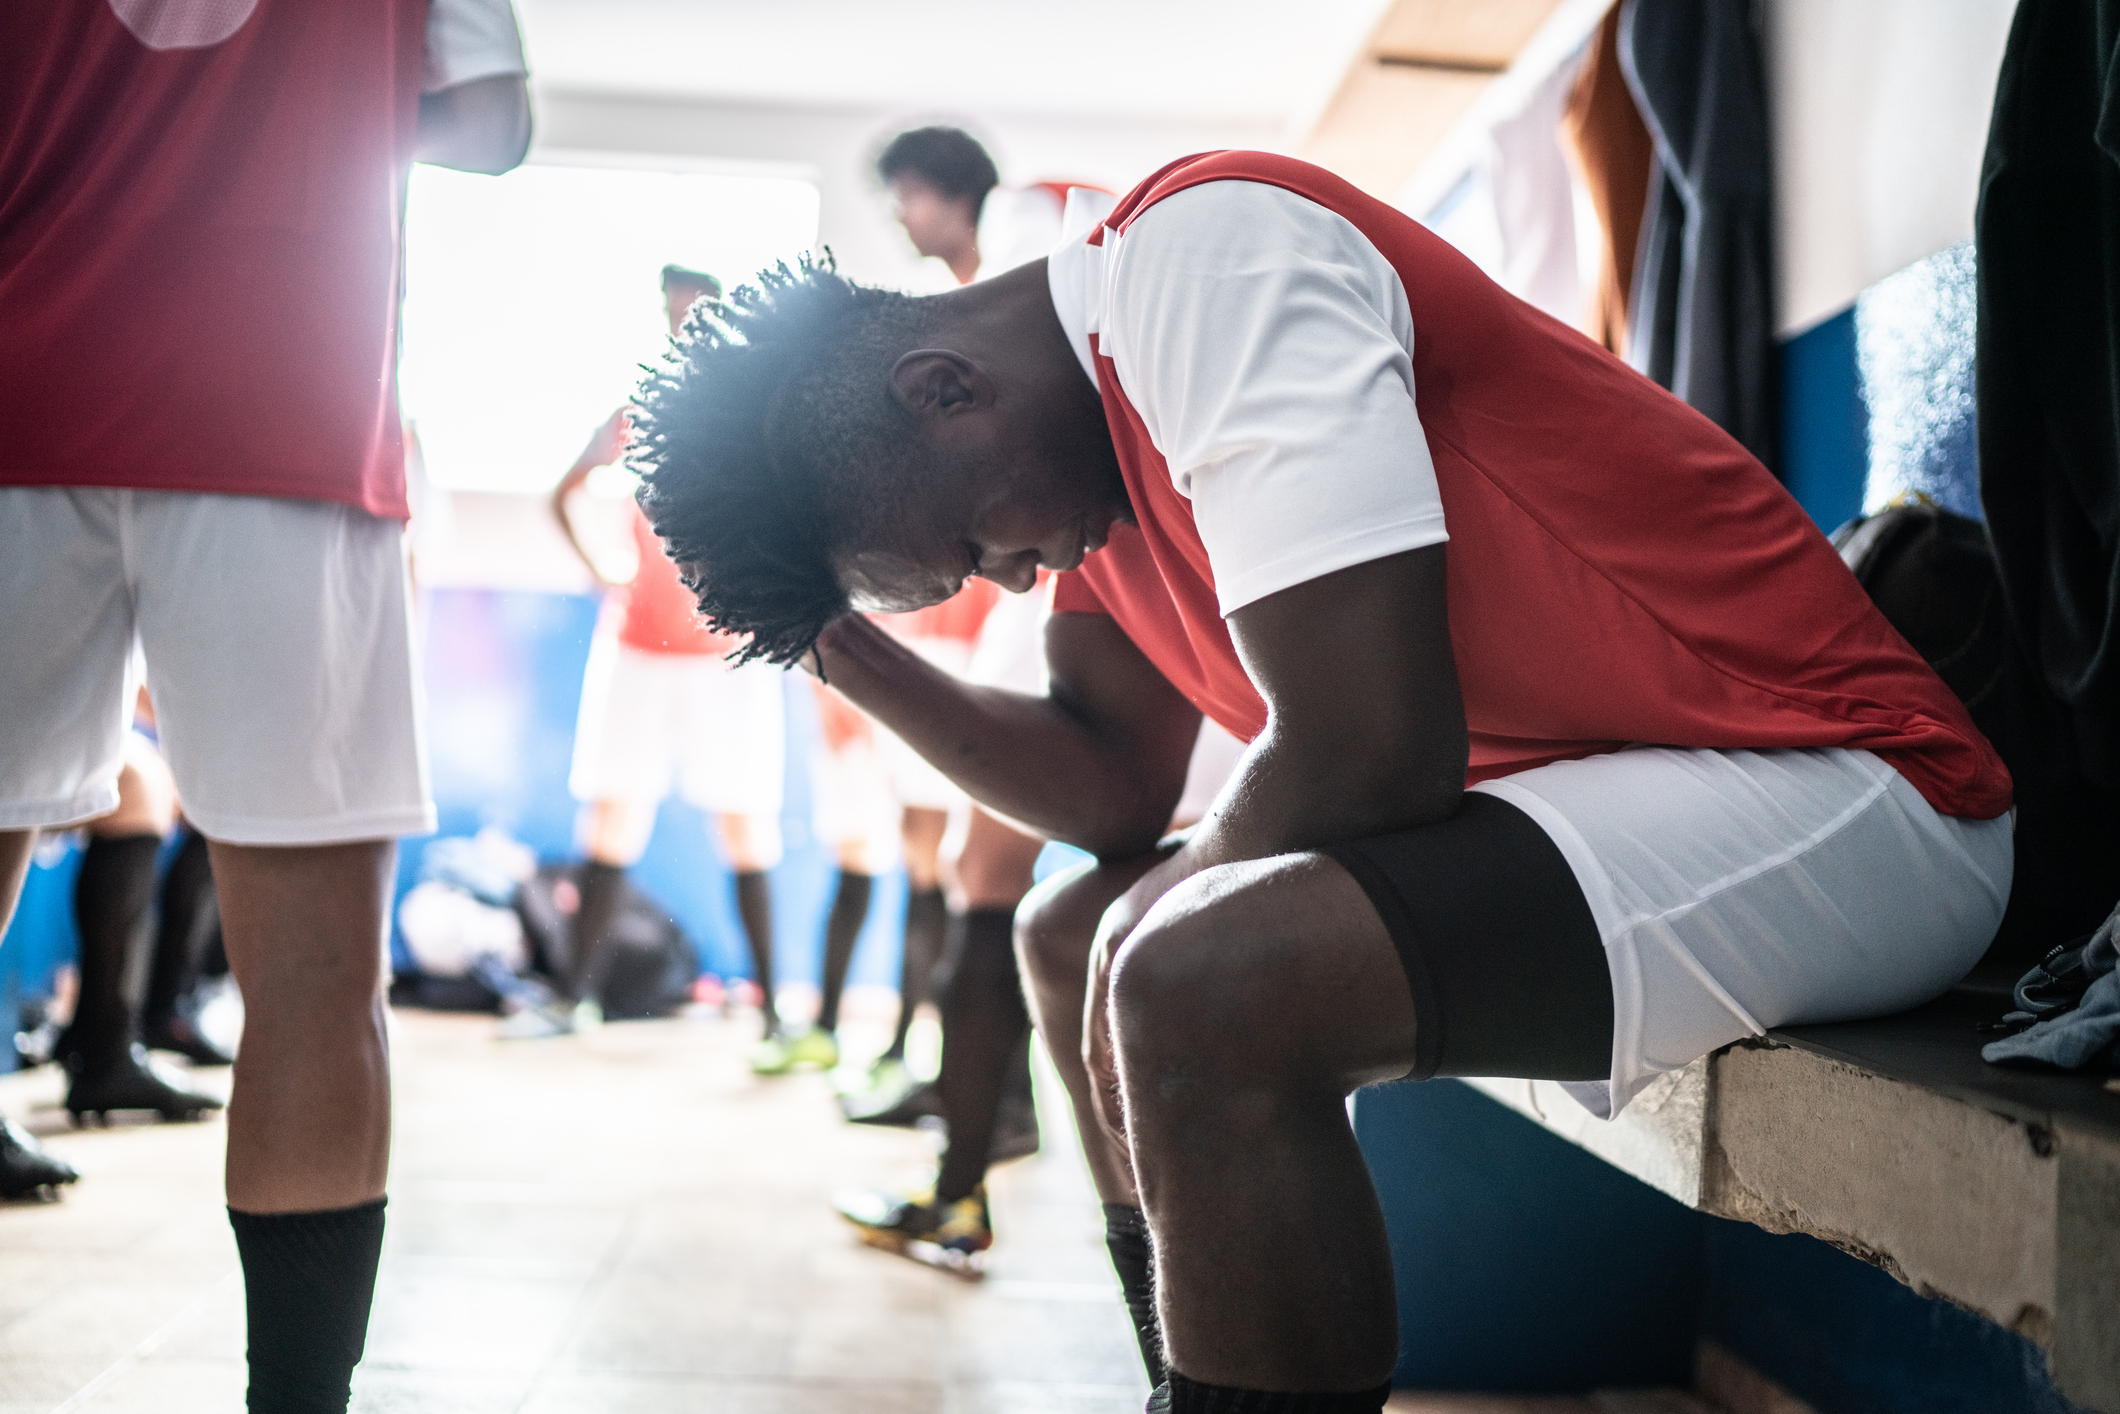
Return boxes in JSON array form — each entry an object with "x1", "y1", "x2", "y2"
[
  {"x1": 1, "y1": 1, "x2": 527, "y2": 1404},
  {"x1": 540, "y1": 266, "x2": 788, "y2": 1042},
  {"x1": 630, "y1": 151, "x2": 2013, "y2": 1408}
]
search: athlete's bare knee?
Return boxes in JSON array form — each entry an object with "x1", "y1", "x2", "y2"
[
  {"x1": 1016, "y1": 857, "x2": 1119, "y2": 993},
  {"x1": 1110, "y1": 868, "x2": 1299, "y2": 1093}
]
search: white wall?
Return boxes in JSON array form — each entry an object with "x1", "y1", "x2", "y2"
[
  {"x1": 530, "y1": 87, "x2": 1281, "y2": 292},
  {"x1": 1765, "y1": 0, "x2": 2016, "y2": 336}
]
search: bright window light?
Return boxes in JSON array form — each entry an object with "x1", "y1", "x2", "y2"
[{"x1": 400, "y1": 162, "x2": 820, "y2": 492}]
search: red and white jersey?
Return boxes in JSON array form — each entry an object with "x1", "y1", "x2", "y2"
[
  {"x1": 619, "y1": 501, "x2": 742, "y2": 658},
  {"x1": 1048, "y1": 152, "x2": 2010, "y2": 821},
  {"x1": 0, "y1": 0, "x2": 522, "y2": 520}
]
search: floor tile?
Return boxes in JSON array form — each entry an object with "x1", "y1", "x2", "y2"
[{"x1": 4, "y1": 1008, "x2": 1146, "y2": 1410}]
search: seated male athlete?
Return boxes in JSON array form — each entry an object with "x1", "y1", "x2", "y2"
[{"x1": 627, "y1": 152, "x2": 2014, "y2": 1411}]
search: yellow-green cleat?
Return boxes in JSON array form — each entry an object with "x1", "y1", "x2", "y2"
[
  {"x1": 786, "y1": 1028, "x2": 840, "y2": 1070},
  {"x1": 832, "y1": 1184, "x2": 992, "y2": 1276},
  {"x1": 748, "y1": 1033, "x2": 795, "y2": 1076}
]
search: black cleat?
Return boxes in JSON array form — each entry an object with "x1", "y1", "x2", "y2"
[
  {"x1": 842, "y1": 1076, "x2": 945, "y2": 1128},
  {"x1": 66, "y1": 1044, "x2": 223, "y2": 1125},
  {"x1": 1, "y1": 1116, "x2": 79, "y2": 1201}
]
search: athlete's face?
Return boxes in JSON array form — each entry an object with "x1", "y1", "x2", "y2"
[
  {"x1": 886, "y1": 176, "x2": 978, "y2": 263},
  {"x1": 836, "y1": 454, "x2": 1128, "y2": 614},
  {"x1": 833, "y1": 374, "x2": 1129, "y2": 614}
]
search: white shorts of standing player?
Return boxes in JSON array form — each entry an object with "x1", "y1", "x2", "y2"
[
  {"x1": 0, "y1": 488, "x2": 432, "y2": 844},
  {"x1": 569, "y1": 635, "x2": 788, "y2": 864}
]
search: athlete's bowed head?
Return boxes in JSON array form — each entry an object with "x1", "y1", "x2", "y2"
[{"x1": 633, "y1": 254, "x2": 1126, "y2": 665}]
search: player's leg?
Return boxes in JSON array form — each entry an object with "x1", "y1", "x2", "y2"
[
  {"x1": 543, "y1": 796, "x2": 658, "y2": 1028},
  {"x1": 545, "y1": 639, "x2": 679, "y2": 1034},
  {"x1": 142, "y1": 825, "x2": 234, "y2": 1065},
  {"x1": 0, "y1": 487, "x2": 144, "y2": 1198},
  {"x1": 0, "y1": 830, "x2": 32, "y2": 935},
  {"x1": 1016, "y1": 846, "x2": 1175, "y2": 1375},
  {"x1": 64, "y1": 732, "x2": 220, "y2": 1121},
  {"x1": 931, "y1": 806, "x2": 1046, "y2": 1202},
  {"x1": 135, "y1": 491, "x2": 433, "y2": 1410}
]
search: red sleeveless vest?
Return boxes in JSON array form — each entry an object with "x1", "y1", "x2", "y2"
[
  {"x1": 0, "y1": 0, "x2": 427, "y2": 518},
  {"x1": 1052, "y1": 152, "x2": 2011, "y2": 820}
]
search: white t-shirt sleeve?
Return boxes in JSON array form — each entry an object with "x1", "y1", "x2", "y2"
[
  {"x1": 422, "y1": 0, "x2": 529, "y2": 94},
  {"x1": 1099, "y1": 181, "x2": 1447, "y2": 616}
]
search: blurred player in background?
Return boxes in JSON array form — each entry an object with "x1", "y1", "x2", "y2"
[{"x1": 540, "y1": 266, "x2": 787, "y2": 1041}]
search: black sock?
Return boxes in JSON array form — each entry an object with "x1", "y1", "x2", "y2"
[
  {"x1": 565, "y1": 861, "x2": 626, "y2": 1004},
  {"x1": 815, "y1": 870, "x2": 873, "y2": 1034},
  {"x1": 1163, "y1": 1373, "x2": 1392, "y2": 1413},
  {"x1": 884, "y1": 885, "x2": 946, "y2": 1059},
  {"x1": 144, "y1": 827, "x2": 214, "y2": 1033},
  {"x1": 934, "y1": 908, "x2": 1030, "y2": 1203},
  {"x1": 1106, "y1": 1203, "x2": 1168, "y2": 1387},
  {"x1": 229, "y1": 1199, "x2": 387, "y2": 1414},
  {"x1": 734, "y1": 869, "x2": 777, "y2": 1032},
  {"x1": 69, "y1": 833, "x2": 161, "y2": 1074}
]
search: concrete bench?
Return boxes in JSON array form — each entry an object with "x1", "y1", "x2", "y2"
[{"x1": 1460, "y1": 985, "x2": 2120, "y2": 1413}]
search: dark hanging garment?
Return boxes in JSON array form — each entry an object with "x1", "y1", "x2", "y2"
[
  {"x1": 1618, "y1": 0, "x2": 1778, "y2": 471},
  {"x1": 1977, "y1": 0, "x2": 2120, "y2": 792},
  {"x1": 1561, "y1": 6, "x2": 1657, "y2": 358}
]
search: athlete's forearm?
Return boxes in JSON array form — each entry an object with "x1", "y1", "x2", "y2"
[{"x1": 811, "y1": 614, "x2": 1175, "y2": 855}]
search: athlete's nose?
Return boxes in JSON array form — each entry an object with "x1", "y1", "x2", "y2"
[{"x1": 977, "y1": 547, "x2": 1041, "y2": 593}]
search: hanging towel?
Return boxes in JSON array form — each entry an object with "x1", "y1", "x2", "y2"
[
  {"x1": 1976, "y1": 0, "x2": 2120, "y2": 791},
  {"x1": 1618, "y1": 0, "x2": 1778, "y2": 471}
]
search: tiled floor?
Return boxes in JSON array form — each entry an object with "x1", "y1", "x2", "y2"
[
  {"x1": 1, "y1": 1000, "x2": 1150, "y2": 1413},
  {"x1": 1, "y1": 1003, "x2": 1716, "y2": 1414}
]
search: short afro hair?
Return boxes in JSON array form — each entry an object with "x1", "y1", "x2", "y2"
[
  {"x1": 875, "y1": 125, "x2": 1000, "y2": 208},
  {"x1": 631, "y1": 253, "x2": 943, "y2": 668}
]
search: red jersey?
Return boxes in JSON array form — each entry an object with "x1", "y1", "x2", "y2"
[
  {"x1": 619, "y1": 504, "x2": 739, "y2": 656},
  {"x1": 0, "y1": 0, "x2": 426, "y2": 518},
  {"x1": 1052, "y1": 152, "x2": 2011, "y2": 820}
]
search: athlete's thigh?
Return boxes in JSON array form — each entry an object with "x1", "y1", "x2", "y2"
[
  {"x1": 1115, "y1": 853, "x2": 1419, "y2": 1091},
  {"x1": 0, "y1": 488, "x2": 137, "y2": 830},
  {"x1": 129, "y1": 492, "x2": 431, "y2": 845}
]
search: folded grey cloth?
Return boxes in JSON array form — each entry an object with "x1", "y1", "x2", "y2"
[{"x1": 1983, "y1": 903, "x2": 2120, "y2": 1070}]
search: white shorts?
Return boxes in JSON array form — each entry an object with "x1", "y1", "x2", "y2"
[
  {"x1": 1473, "y1": 746, "x2": 2013, "y2": 1119},
  {"x1": 568, "y1": 638, "x2": 786, "y2": 817},
  {"x1": 809, "y1": 737, "x2": 903, "y2": 870},
  {"x1": 0, "y1": 488, "x2": 433, "y2": 844}
]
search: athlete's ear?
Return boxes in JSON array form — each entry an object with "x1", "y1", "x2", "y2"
[{"x1": 890, "y1": 350, "x2": 994, "y2": 421}]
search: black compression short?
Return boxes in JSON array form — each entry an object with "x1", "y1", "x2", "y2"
[{"x1": 1319, "y1": 792, "x2": 1613, "y2": 1082}]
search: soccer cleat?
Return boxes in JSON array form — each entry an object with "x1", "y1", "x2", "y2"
[
  {"x1": 785, "y1": 1028, "x2": 840, "y2": 1070},
  {"x1": 833, "y1": 1183, "x2": 992, "y2": 1275},
  {"x1": 65, "y1": 1044, "x2": 222, "y2": 1125},
  {"x1": 748, "y1": 1032, "x2": 795, "y2": 1075},
  {"x1": 841, "y1": 1074, "x2": 944, "y2": 1127},
  {"x1": 0, "y1": 1117, "x2": 78, "y2": 1201},
  {"x1": 833, "y1": 1053, "x2": 909, "y2": 1098},
  {"x1": 496, "y1": 998, "x2": 599, "y2": 1041}
]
